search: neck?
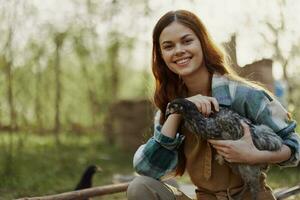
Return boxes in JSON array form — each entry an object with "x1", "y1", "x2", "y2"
[{"x1": 182, "y1": 64, "x2": 212, "y2": 97}]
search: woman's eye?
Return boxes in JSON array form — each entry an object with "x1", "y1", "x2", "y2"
[
  {"x1": 163, "y1": 45, "x2": 173, "y2": 50},
  {"x1": 184, "y1": 39, "x2": 193, "y2": 44}
]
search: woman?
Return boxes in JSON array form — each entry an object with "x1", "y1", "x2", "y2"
[{"x1": 127, "y1": 10, "x2": 300, "y2": 200}]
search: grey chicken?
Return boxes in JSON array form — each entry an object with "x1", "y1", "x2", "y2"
[{"x1": 166, "y1": 98, "x2": 283, "y2": 200}]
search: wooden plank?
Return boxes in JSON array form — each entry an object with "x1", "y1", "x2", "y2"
[
  {"x1": 275, "y1": 185, "x2": 300, "y2": 200},
  {"x1": 17, "y1": 182, "x2": 130, "y2": 200}
]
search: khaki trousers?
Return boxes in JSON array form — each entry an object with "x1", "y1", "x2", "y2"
[
  {"x1": 126, "y1": 176, "x2": 276, "y2": 200},
  {"x1": 127, "y1": 176, "x2": 193, "y2": 200}
]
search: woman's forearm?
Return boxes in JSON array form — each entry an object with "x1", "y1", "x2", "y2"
[
  {"x1": 254, "y1": 144, "x2": 292, "y2": 164},
  {"x1": 161, "y1": 114, "x2": 182, "y2": 138}
]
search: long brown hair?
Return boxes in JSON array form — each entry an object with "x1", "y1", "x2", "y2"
[
  {"x1": 151, "y1": 10, "x2": 271, "y2": 176},
  {"x1": 152, "y1": 10, "x2": 236, "y2": 124}
]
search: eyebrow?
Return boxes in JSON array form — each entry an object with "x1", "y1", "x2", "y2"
[{"x1": 161, "y1": 34, "x2": 193, "y2": 45}]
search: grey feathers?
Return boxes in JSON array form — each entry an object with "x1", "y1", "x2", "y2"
[{"x1": 166, "y1": 98, "x2": 283, "y2": 200}]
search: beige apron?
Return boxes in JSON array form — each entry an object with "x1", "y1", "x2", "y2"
[{"x1": 182, "y1": 129, "x2": 276, "y2": 200}]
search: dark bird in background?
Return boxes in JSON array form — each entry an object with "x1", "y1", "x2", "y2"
[
  {"x1": 166, "y1": 98, "x2": 283, "y2": 200},
  {"x1": 75, "y1": 164, "x2": 103, "y2": 190}
]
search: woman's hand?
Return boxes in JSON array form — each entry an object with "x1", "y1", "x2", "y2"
[
  {"x1": 208, "y1": 121, "x2": 260, "y2": 164},
  {"x1": 185, "y1": 94, "x2": 219, "y2": 117}
]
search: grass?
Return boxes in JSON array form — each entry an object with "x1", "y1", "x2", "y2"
[
  {"x1": 268, "y1": 166, "x2": 300, "y2": 188},
  {"x1": 0, "y1": 132, "x2": 133, "y2": 200},
  {"x1": 0, "y1": 132, "x2": 299, "y2": 200}
]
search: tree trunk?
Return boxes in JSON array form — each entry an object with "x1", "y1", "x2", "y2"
[
  {"x1": 80, "y1": 59, "x2": 98, "y2": 128},
  {"x1": 108, "y1": 37, "x2": 120, "y2": 99},
  {"x1": 53, "y1": 32, "x2": 66, "y2": 142},
  {"x1": 35, "y1": 63, "x2": 43, "y2": 133},
  {"x1": 4, "y1": 28, "x2": 17, "y2": 131},
  {"x1": 1, "y1": 18, "x2": 16, "y2": 181},
  {"x1": 54, "y1": 46, "x2": 61, "y2": 134}
]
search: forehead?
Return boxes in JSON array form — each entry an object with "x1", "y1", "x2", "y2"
[{"x1": 159, "y1": 22, "x2": 195, "y2": 43}]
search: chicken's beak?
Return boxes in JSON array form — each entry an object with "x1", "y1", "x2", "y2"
[{"x1": 96, "y1": 166, "x2": 103, "y2": 172}]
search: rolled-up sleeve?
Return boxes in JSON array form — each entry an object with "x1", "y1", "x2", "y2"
[
  {"x1": 274, "y1": 120, "x2": 300, "y2": 167},
  {"x1": 278, "y1": 132, "x2": 300, "y2": 167},
  {"x1": 133, "y1": 115, "x2": 185, "y2": 179},
  {"x1": 244, "y1": 89, "x2": 300, "y2": 167}
]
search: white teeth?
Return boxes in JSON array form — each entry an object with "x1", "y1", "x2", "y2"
[{"x1": 176, "y1": 58, "x2": 190, "y2": 65}]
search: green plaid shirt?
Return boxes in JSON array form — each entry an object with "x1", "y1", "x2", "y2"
[{"x1": 133, "y1": 74, "x2": 300, "y2": 179}]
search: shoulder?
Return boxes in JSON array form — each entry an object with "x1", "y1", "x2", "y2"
[
  {"x1": 223, "y1": 76, "x2": 276, "y2": 120},
  {"x1": 231, "y1": 81, "x2": 291, "y2": 131},
  {"x1": 212, "y1": 74, "x2": 286, "y2": 122},
  {"x1": 212, "y1": 73, "x2": 258, "y2": 99},
  {"x1": 224, "y1": 76, "x2": 272, "y2": 105},
  {"x1": 215, "y1": 75, "x2": 294, "y2": 133}
]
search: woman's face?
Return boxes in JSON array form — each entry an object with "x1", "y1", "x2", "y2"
[{"x1": 159, "y1": 22, "x2": 204, "y2": 77}]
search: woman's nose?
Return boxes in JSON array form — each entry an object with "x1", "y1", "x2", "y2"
[{"x1": 174, "y1": 44, "x2": 186, "y2": 56}]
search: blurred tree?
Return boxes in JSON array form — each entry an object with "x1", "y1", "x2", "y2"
[
  {"x1": 0, "y1": 0, "x2": 154, "y2": 135},
  {"x1": 0, "y1": 0, "x2": 24, "y2": 181},
  {"x1": 2, "y1": 15, "x2": 17, "y2": 131},
  {"x1": 260, "y1": 0, "x2": 300, "y2": 110},
  {"x1": 107, "y1": 31, "x2": 121, "y2": 100},
  {"x1": 71, "y1": 0, "x2": 105, "y2": 129},
  {"x1": 28, "y1": 41, "x2": 45, "y2": 133},
  {"x1": 53, "y1": 31, "x2": 67, "y2": 140}
]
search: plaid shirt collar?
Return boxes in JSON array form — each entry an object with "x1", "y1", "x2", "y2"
[{"x1": 211, "y1": 74, "x2": 232, "y2": 106}]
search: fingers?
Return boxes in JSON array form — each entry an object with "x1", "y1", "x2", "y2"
[
  {"x1": 208, "y1": 139, "x2": 231, "y2": 147},
  {"x1": 216, "y1": 150, "x2": 231, "y2": 162},
  {"x1": 212, "y1": 144, "x2": 235, "y2": 163},
  {"x1": 240, "y1": 120, "x2": 251, "y2": 136},
  {"x1": 193, "y1": 101, "x2": 202, "y2": 113},
  {"x1": 240, "y1": 120, "x2": 248, "y2": 128},
  {"x1": 212, "y1": 143, "x2": 240, "y2": 163},
  {"x1": 210, "y1": 97, "x2": 219, "y2": 112},
  {"x1": 186, "y1": 95, "x2": 219, "y2": 116},
  {"x1": 215, "y1": 146, "x2": 229, "y2": 154},
  {"x1": 201, "y1": 100, "x2": 211, "y2": 117},
  {"x1": 199, "y1": 102, "x2": 207, "y2": 116}
]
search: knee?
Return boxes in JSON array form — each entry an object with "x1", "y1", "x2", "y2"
[{"x1": 127, "y1": 176, "x2": 159, "y2": 199}]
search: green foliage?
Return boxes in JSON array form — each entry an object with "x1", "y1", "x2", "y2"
[
  {"x1": 267, "y1": 166, "x2": 300, "y2": 189},
  {"x1": 119, "y1": 68, "x2": 153, "y2": 100},
  {"x1": 0, "y1": 132, "x2": 133, "y2": 199},
  {"x1": 0, "y1": 0, "x2": 153, "y2": 133}
]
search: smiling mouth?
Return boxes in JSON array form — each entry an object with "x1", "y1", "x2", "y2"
[{"x1": 175, "y1": 57, "x2": 191, "y2": 66}]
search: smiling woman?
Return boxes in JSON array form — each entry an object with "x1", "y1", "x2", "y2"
[
  {"x1": 159, "y1": 22, "x2": 205, "y2": 79},
  {"x1": 127, "y1": 9, "x2": 300, "y2": 200}
]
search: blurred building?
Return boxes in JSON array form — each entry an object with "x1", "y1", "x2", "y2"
[
  {"x1": 223, "y1": 35, "x2": 274, "y2": 93},
  {"x1": 104, "y1": 99, "x2": 154, "y2": 151}
]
